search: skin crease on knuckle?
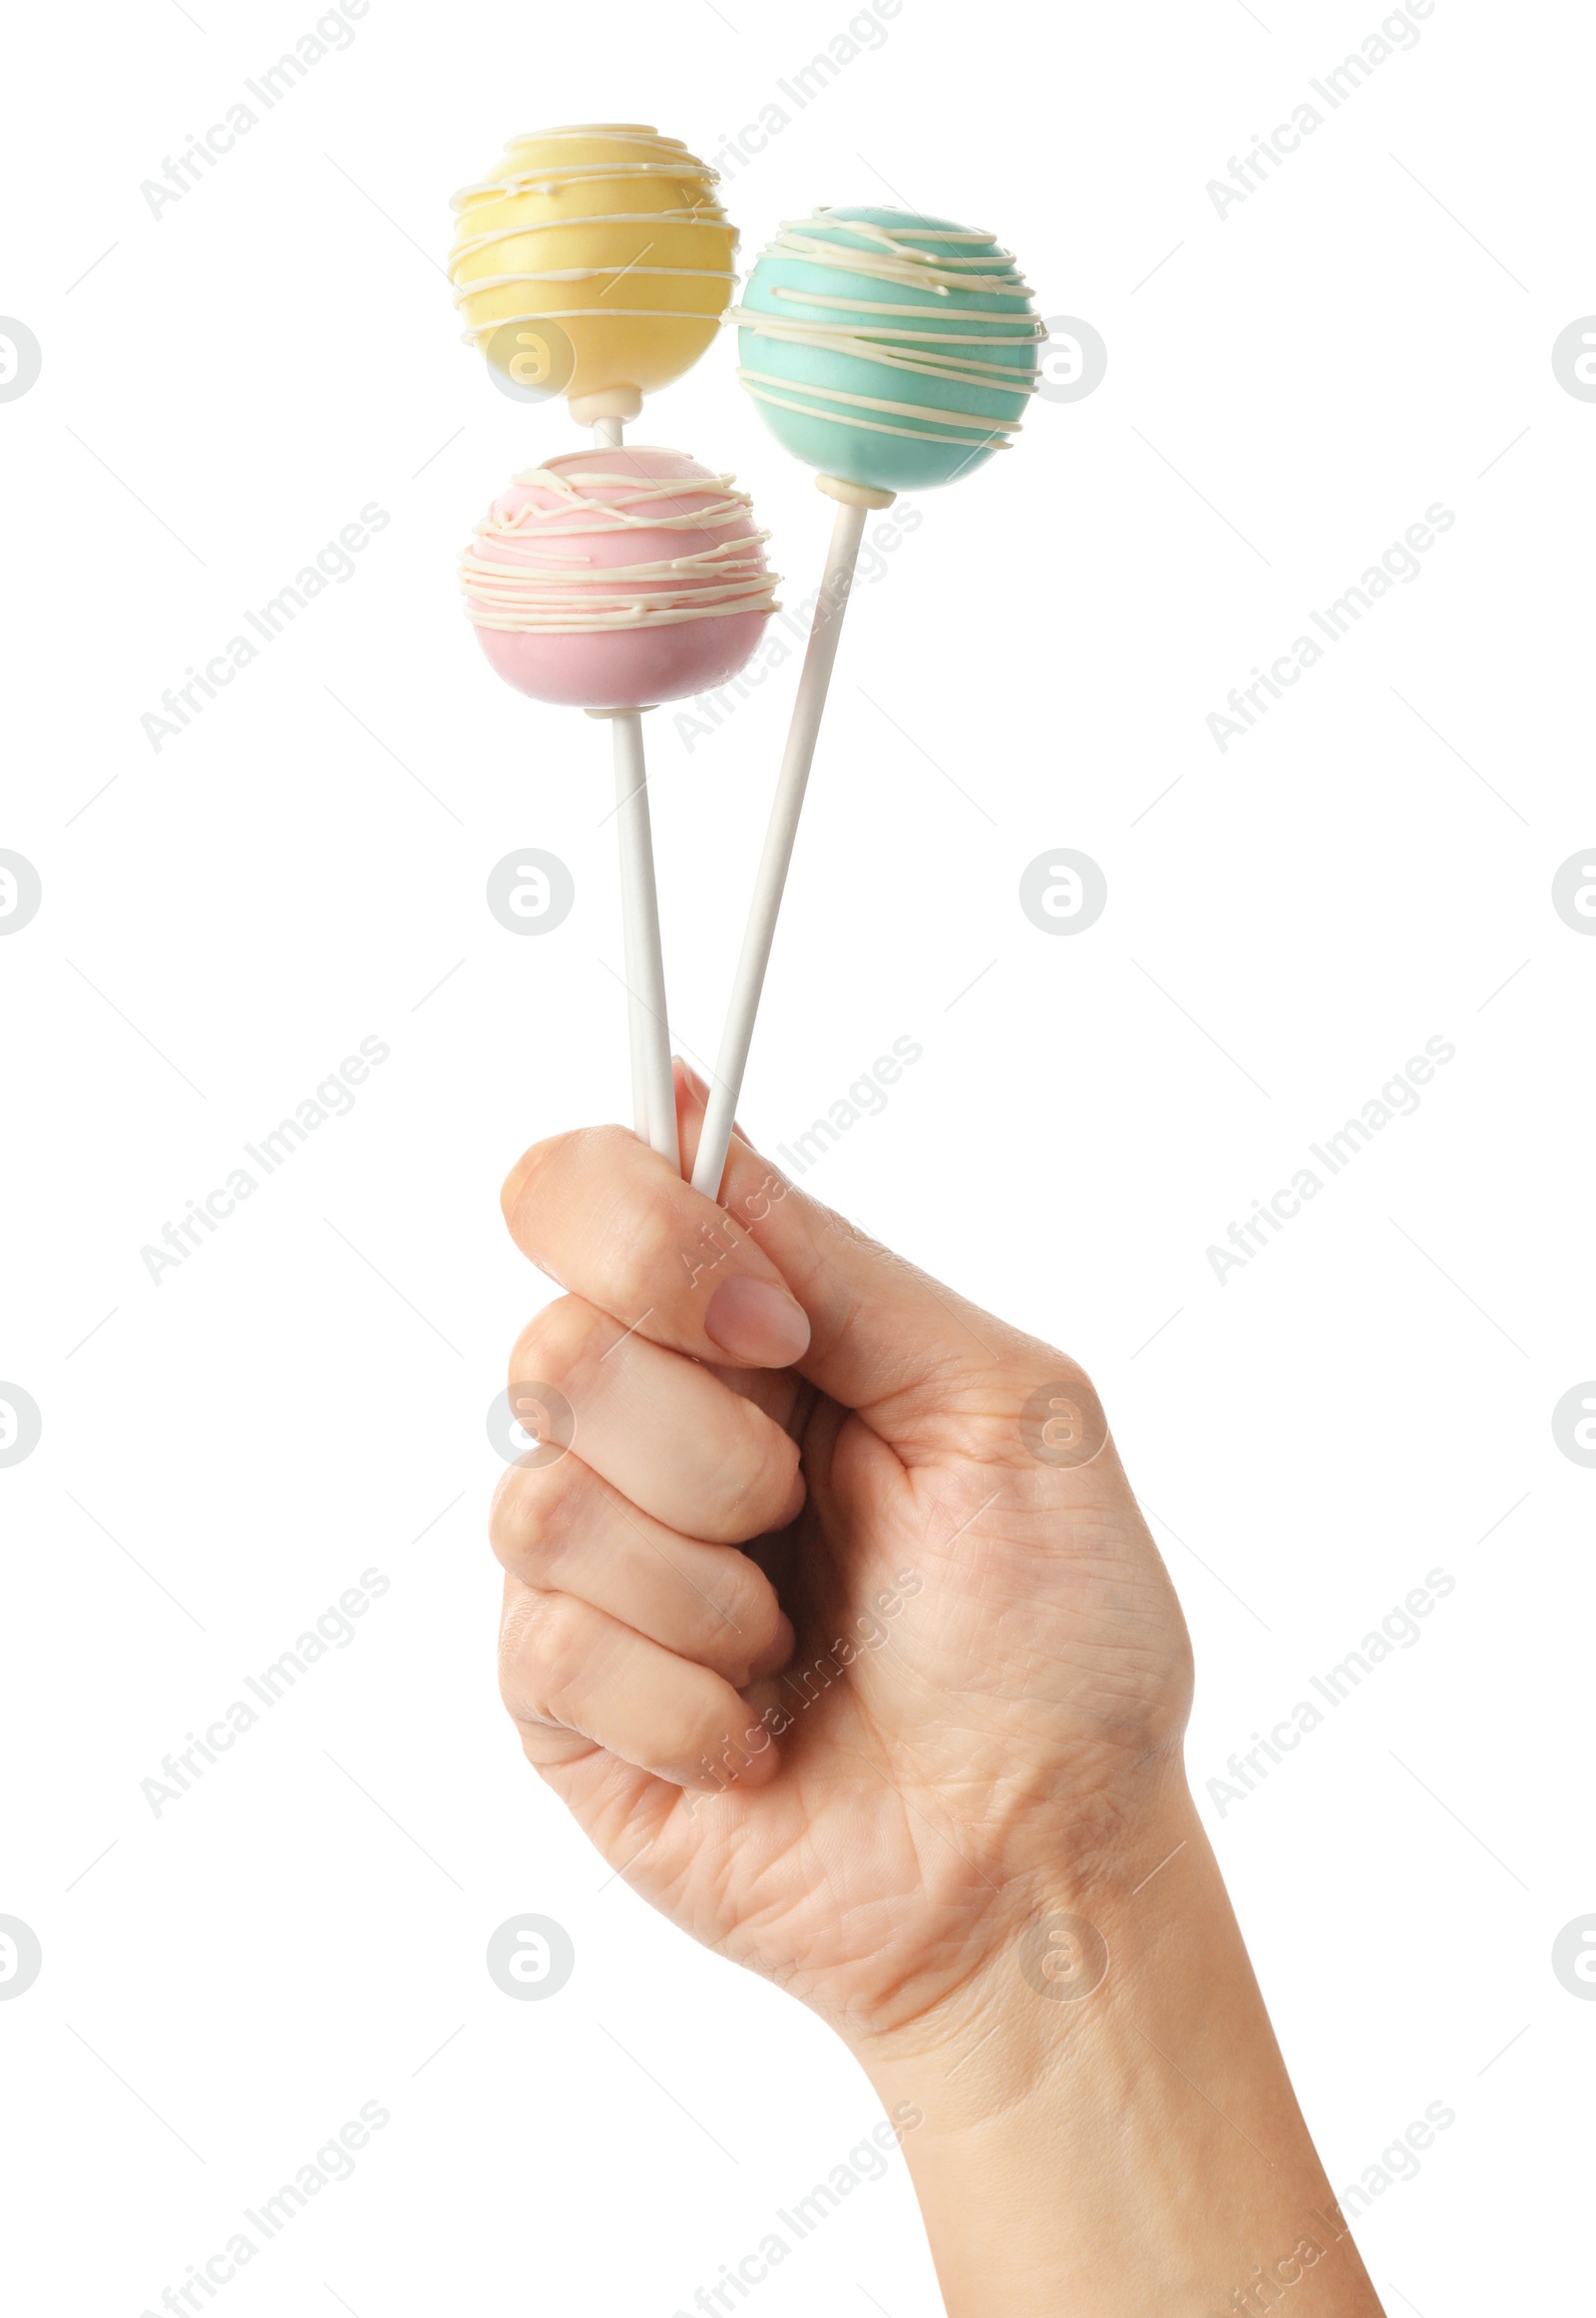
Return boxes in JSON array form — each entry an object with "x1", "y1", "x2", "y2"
[
  {"x1": 887, "y1": 1352, "x2": 1100, "y2": 1472},
  {"x1": 493, "y1": 1586, "x2": 592, "y2": 1767},
  {"x1": 504, "y1": 1272, "x2": 798, "y2": 1528},
  {"x1": 508, "y1": 1594, "x2": 677, "y2": 1751},
  {"x1": 502, "y1": 1587, "x2": 608, "y2": 1731},
  {"x1": 492, "y1": 1468, "x2": 781, "y2": 1688},
  {"x1": 599, "y1": 1192, "x2": 687, "y2": 1317},
  {"x1": 508, "y1": 1295, "x2": 607, "y2": 1414},
  {"x1": 504, "y1": 1127, "x2": 704, "y2": 1329},
  {"x1": 488, "y1": 1456, "x2": 582, "y2": 1584},
  {"x1": 500, "y1": 1122, "x2": 626, "y2": 1243},
  {"x1": 499, "y1": 1583, "x2": 738, "y2": 1788}
]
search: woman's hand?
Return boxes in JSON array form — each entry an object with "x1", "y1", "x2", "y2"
[
  {"x1": 492, "y1": 1065, "x2": 1385, "y2": 2317},
  {"x1": 493, "y1": 1063, "x2": 1189, "y2": 2039}
]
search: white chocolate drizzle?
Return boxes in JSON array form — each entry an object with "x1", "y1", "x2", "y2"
[
  {"x1": 729, "y1": 210, "x2": 1043, "y2": 451},
  {"x1": 460, "y1": 458, "x2": 780, "y2": 635},
  {"x1": 449, "y1": 126, "x2": 737, "y2": 350}
]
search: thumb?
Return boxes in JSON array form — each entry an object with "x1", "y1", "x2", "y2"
[{"x1": 674, "y1": 1062, "x2": 1076, "y2": 1435}]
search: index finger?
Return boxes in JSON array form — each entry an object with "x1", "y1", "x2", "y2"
[
  {"x1": 502, "y1": 1124, "x2": 812, "y2": 1371},
  {"x1": 504, "y1": 1087, "x2": 1053, "y2": 1438}
]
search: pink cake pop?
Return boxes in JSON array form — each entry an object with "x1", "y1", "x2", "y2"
[
  {"x1": 461, "y1": 443, "x2": 777, "y2": 1170},
  {"x1": 460, "y1": 445, "x2": 777, "y2": 709}
]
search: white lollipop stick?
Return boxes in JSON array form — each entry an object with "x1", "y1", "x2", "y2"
[
  {"x1": 692, "y1": 475, "x2": 894, "y2": 1199},
  {"x1": 595, "y1": 410, "x2": 648, "y2": 1142},
  {"x1": 606, "y1": 707, "x2": 679, "y2": 1170},
  {"x1": 613, "y1": 756, "x2": 651, "y2": 1142},
  {"x1": 584, "y1": 404, "x2": 677, "y2": 1166}
]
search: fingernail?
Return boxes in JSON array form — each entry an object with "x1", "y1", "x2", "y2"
[
  {"x1": 704, "y1": 1274, "x2": 810, "y2": 1365},
  {"x1": 673, "y1": 1055, "x2": 708, "y2": 1102}
]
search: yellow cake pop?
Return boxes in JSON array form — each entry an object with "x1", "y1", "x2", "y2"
[{"x1": 448, "y1": 124, "x2": 737, "y2": 424}]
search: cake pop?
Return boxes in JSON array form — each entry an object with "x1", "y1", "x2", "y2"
[
  {"x1": 449, "y1": 125, "x2": 745, "y2": 1164},
  {"x1": 733, "y1": 206, "x2": 1042, "y2": 495},
  {"x1": 690, "y1": 206, "x2": 1042, "y2": 1198},
  {"x1": 449, "y1": 125, "x2": 737, "y2": 425},
  {"x1": 461, "y1": 447, "x2": 777, "y2": 1168},
  {"x1": 462, "y1": 448, "x2": 776, "y2": 708}
]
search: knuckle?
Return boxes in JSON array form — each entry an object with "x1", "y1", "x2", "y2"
[
  {"x1": 502, "y1": 1125, "x2": 632, "y2": 1241},
  {"x1": 510, "y1": 1296, "x2": 602, "y2": 1401},
  {"x1": 500, "y1": 1132, "x2": 566, "y2": 1234},
  {"x1": 1009, "y1": 1328, "x2": 1091, "y2": 1388},
  {"x1": 499, "y1": 1586, "x2": 594, "y2": 1719},
  {"x1": 1031, "y1": 1350, "x2": 1096, "y2": 1407},
  {"x1": 496, "y1": 1581, "x2": 542, "y2": 1699},
  {"x1": 489, "y1": 1459, "x2": 583, "y2": 1581},
  {"x1": 625, "y1": 1196, "x2": 691, "y2": 1299},
  {"x1": 582, "y1": 1121, "x2": 647, "y2": 1169},
  {"x1": 1010, "y1": 1350, "x2": 1110, "y2": 1471},
  {"x1": 1039, "y1": 1347, "x2": 1097, "y2": 1402}
]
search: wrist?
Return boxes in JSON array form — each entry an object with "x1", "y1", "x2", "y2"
[
  {"x1": 848, "y1": 1784, "x2": 1384, "y2": 2318},
  {"x1": 841, "y1": 1763, "x2": 1193, "y2": 2106}
]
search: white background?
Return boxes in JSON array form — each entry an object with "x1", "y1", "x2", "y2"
[{"x1": 2, "y1": 0, "x2": 1592, "y2": 2310}]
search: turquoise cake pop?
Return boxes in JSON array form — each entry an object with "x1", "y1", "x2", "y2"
[
  {"x1": 693, "y1": 202, "x2": 1046, "y2": 1201},
  {"x1": 730, "y1": 206, "x2": 1043, "y2": 496}
]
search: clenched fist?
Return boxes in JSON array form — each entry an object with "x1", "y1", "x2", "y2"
[
  {"x1": 490, "y1": 1063, "x2": 1384, "y2": 2318},
  {"x1": 492, "y1": 1061, "x2": 1189, "y2": 2034}
]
